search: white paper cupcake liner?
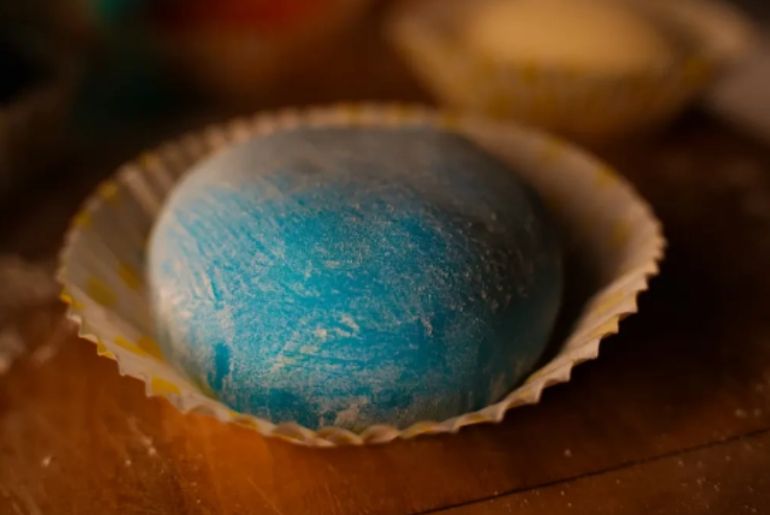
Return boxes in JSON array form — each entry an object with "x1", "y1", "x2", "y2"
[
  {"x1": 58, "y1": 103, "x2": 664, "y2": 446},
  {"x1": 388, "y1": 0, "x2": 754, "y2": 141}
]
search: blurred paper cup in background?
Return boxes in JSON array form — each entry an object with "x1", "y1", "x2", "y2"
[{"x1": 388, "y1": 0, "x2": 755, "y2": 142}]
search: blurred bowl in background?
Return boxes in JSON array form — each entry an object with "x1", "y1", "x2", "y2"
[{"x1": 388, "y1": 0, "x2": 755, "y2": 142}]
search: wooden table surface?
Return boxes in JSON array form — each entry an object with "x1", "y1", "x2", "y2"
[{"x1": 2, "y1": 9, "x2": 770, "y2": 513}]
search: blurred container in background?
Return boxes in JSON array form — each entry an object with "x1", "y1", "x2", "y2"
[{"x1": 389, "y1": 0, "x2": 755, "y2": 142}]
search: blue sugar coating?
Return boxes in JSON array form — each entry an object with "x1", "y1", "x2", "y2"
[{"x1": 148, "y1": 126, "x2": 563, "y2": 431}]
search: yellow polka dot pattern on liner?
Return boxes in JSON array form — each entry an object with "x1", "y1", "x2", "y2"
[
  {"x1": 97, "y1": 180, "x2": 119, "y2": 201},
  {"x1": 151, "y1": 376, "x2": 181, "y2": 396},
  {"x1": 117, "y1": 263, "x2": 142, "y2": 291},
  {"x1": 86, "y1": 277, "x2": 116, "y2": 307},
  {"x1": 72, "y1": 211, "x2": 91, "y2": 228},
  {"x1": 114, "y1": 335, "x2": 163, "y2": 359}
]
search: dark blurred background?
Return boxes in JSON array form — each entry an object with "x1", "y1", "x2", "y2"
[
  {"x1": 0, "y1": 0, "x2": 420, "y2": 256},
  {"x1": 0, "y1": 0, "x2": 766, "y2": 257}
]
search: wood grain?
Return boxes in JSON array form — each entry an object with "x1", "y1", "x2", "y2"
[{"x1": 440, "y1": 429, "x2": 770, "y2": 514}]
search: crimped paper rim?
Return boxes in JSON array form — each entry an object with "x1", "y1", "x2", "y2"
[{"x1": 57, "y1": 103, "x2": 665, "y2": 446}]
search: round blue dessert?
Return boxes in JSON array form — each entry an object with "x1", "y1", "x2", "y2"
[{"x1": 148, "y1": 126, "x2": 562, "y2": 431}]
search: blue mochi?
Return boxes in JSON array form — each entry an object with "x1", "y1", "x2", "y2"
[{"x1": 147, "y1": 126, "x2": 562, "y2": 430}]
